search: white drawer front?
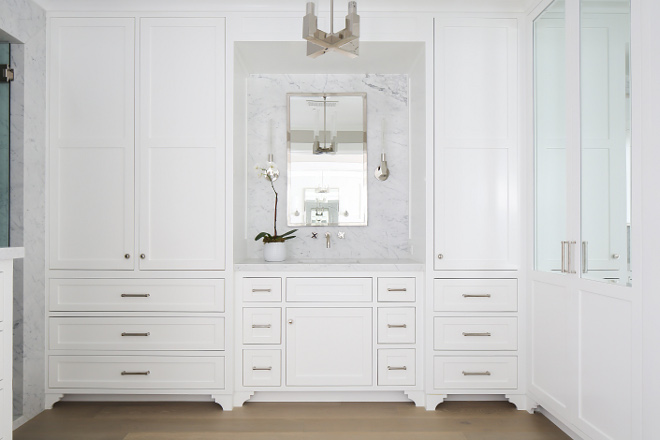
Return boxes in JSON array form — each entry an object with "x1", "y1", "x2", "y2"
[
  {"x1": 49, "y1": 356, "x2": 225, "y2": 389},
  {"x1": 434, "y1": 279, "x2": 517, "y2": 312},
  {"x1": 243, "y1": 349, "x2": 281, "y2": 387},
  {"x1": 286, "y1": 278, "x2": 372, "y2": 302},
  {"x1": 377, "y1": 278, "x2": 415, "y2": 302},
  {"x1": 243, "y1": 308, "x2": 281, "y2": 344},
  {"x1": 378, "y1": 349, "x2": 415, "y2": 386},
  {"x1": 49, "y1": 317, "x2": 225, "y2": 351},
  {"x1": 433, "y1": 356, "x2": 517, "y2": 389},
  {"x1": 378, "y1": 308, "x2": 416, "y2": 344},
  {"x1": 242, "y1": 278, "x2": 282, "y2": 302},
  {"x1": 433, "y1": 317, "x2": 517, "y2": 351},
  {"x1": 49, "y1": 279, "x2": 225, "y2": 312}
]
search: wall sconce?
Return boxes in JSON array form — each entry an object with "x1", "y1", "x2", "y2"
[{"x1": 374, "y1": 119, "x2": 390, "y2": 181}]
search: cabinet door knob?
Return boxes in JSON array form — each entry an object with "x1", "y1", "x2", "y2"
[
  {"x1": 437, "y1": 254, "x2": 444, "y2": 260},
  {"x1": 124, "y1": 254, "x2": 131, "y2": 259},
  {"x1": 140, "y1": 254, "x2": 146, "y2": 259},
  {"x1": 288, "y1": 319, "x2": 293, "y2": 324}
]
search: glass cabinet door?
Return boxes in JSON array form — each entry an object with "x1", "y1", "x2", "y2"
[
  {"x1": 534, "y1": 0, "x2": 566, "y2": 273},
  {"x1": 580, "y1": 0, "x2": 632, "y2": 285}
]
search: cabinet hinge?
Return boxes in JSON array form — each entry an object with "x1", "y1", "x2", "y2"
[{"x1": 0, "y1": 65, "x2": 14, "y2": 83}]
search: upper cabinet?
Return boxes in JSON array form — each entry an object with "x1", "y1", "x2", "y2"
[
  {"x1": 49, "y1": 17, "x2": 226, "y2": 271},
  {"x1": 433, "y1": 19, "x2": 519, "y2": 270}
]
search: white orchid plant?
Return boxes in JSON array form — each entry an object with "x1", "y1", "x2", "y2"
[{"x1": 254, "y1": 162, "x2": 297, "y2": 244}]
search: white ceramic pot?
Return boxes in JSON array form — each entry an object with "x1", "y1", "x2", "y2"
[{"x1": 263, "y1": 242, "x2": 286, "y2": 262}]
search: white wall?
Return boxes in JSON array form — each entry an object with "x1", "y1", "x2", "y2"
[{"x1": 0, "y1": 0, "x2": 46, "y2": 426}]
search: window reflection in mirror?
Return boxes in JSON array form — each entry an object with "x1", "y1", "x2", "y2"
[
  {"x1": 580, "y1": 0, "x2": 632, "y2": 286},
  {"x1": 534, "y1": 0, "x2": 566, "y2": 273},
  {"x1": 287, "y1": 93, "x2": 367, "y2": 227}
]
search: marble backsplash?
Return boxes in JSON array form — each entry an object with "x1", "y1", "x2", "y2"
[{"x1": 246, "y1": 74, "x2": 410, "y2": 260}]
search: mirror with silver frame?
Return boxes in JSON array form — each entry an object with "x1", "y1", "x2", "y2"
[{"x1": 287, "y1": 93, "x2": 367, "y2": 227}]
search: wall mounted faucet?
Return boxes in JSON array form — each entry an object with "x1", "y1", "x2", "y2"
[{"x1": 325, "y1": 231, "x2": 331, "y2": 248}]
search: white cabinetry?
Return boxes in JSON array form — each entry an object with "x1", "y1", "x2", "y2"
[
  {"x1": 0, "y1": 254, "x2": 21, "y2": 439},
  {"x1": 49, "y1": 17, "x2": 226, "y2": 272}
]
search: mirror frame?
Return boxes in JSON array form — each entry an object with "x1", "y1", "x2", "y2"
[{"x1": 286, "y1": 92, "x2": 368, "y2": 227}]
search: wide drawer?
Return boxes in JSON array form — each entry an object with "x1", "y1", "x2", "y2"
[
  {"x1": 243, "y1": 349, "x2": 281, "y2": 387},
  {"x1": 433, "y1": 356, "x2": 517, "y2": 389},
  {"x1": 434, "y1": 279, "x2": 517, "y2": 312},
  {"x1": 49, "y1": 279, "x2": 225, "y2": 312},
  {"x1": 49, "y1": 317, "x2": 225, "y2": 351},
  {"x1": 433, "y1": 317, "x2": 517, "y2": 351},
  {"x1": 378, "y1": 349, "x2": 415, "y2": 386},
  {"x1": 378, "y1": 308, "x2": 415, "y2": 344},
  {"x1": 49, "y1": 355, "x2": 225, "y2": 389},
  {"x1": 242, "y1": 278, "x2": 282, "y2": 302},
  {"x1": 243, "y1": 308, "x2": 281, "y2": 344},
  {"x1": 286, "y1": 278, "x2": 372, "y2": 302},
  {"x1": 377, "y1": 278, "x2": 415, "y2": 302}
]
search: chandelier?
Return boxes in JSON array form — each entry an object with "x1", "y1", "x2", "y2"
[{"x1": 303, "y1": 1, "x2": 360, "y2": 58}]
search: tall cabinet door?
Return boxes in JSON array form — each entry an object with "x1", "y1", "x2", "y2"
[
  {"x1": 138, "y1": 18, "x2": 226, "y2": 271},
  {"x1": 49, "y1": 18, "x2": 135, "y2": 270},
  {"x1": 434, "y1": 19, "x2": 518, "y2": 270}
]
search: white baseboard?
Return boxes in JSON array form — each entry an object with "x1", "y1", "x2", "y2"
[
  {"x1": 249, "y1": 391, "x2": 412, "y2": 403},
  {"x1": 62, "y1": 394, "x2": 215, "y2": 403},
  {"x1": 12, "y1": 414, "x2": 29, "y2": 431},
  {"x1": 537, "y1": 407, "x2": 586, "y2": 440}
]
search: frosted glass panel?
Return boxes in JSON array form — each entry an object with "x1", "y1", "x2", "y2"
[
  {"x1": 0, "y1": 43, "x2": 9, "y2": 247},
  {"x1": 580, "y1": 0, "x2": 631, "y2": 286},
  {"x1": 534, "y1": 1, "x2": 566, "y2": 273}
]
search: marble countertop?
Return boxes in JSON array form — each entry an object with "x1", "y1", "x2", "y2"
[
  {"x1": 0, "y1": 247, "x2": 25, "y2": 260},
  {"x1": 235, "y1": 258, "x2": 424, "y2": 272}
]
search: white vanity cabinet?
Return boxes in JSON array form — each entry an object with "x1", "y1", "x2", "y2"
[
  {"x1": 234, "y1": 270, "x2": 424, "y2": 406},
  {"x1": 48, "y1": 17, "x2": 226, "y2": 271}
]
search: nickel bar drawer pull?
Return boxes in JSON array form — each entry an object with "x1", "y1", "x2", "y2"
[
  {"x1": 252, "y1": 324, "x2": 272, "y2": 329},
  {"x1": 121, "y1": 371, "x2": 150, "y2": 376},
  {"x1": 252, "y1": 288, "x2": 272, "y2": 292},
  {"x1": 387, "y1": 324, "x2": 407, "y2": 328},
  {"x1": 462, "y1": 294, "x2": 491, "y2": 298},
  {"x1": 462, "y1": 371, "x2": 491, "y2": 376},
  {"x1": 387, "y1": 366, "x2": 407, "y2": 371},
  {"x1": 121, "y1": 332, "x2": 150, "y2": 337},
  {"x1": 387, "y1": 288, "x2": 407, "y2": 292},
  {"x1": 121, "y1": 293, "x2": 150, "y2": 298},
  {"x1": 252, "y1": 366, "x2": 272, "y2": 371},
  {"x1": 462, "y1": 332, "x2": 491, "y2": 337}
]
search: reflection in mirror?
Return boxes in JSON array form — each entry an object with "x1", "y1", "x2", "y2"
[
  {"x1": 534, "y1": 0, "x2": 566, "y2": 273},
  {"x1": 287, "y1": 93, "x2": 367, "y2": 227},
  {"x1": 580, "y1": 0, "x2": 631, "y2": 286}
]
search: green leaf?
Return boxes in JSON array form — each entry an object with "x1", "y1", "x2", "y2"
[
  {"x1": 279, "y1": 229, "x2": 298, "y2": 238},
  {"x1": 283, "y1": 235, "x2": 296, "y2": 241},
  {"x1": 254, "y1": 232, "x2": 271, "y2": 241}
]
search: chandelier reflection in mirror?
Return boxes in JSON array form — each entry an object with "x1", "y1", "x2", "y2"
[
  {"x1": 308, "y1": 96, "x2": 338, "y2": 154},
  {"x1": 303, "y1": 0, "x2": 360, "y2": 58}
]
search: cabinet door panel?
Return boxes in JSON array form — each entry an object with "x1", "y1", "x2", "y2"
[
  {"x1": 139, "y1": 18, "x2": 225, "y2": 270},
  {"x1": 286, "y1": 308, "x2": 372, "y2": 386},
  {"x1": 49, "y1": 18, "x2": 135, "y2": 270}
]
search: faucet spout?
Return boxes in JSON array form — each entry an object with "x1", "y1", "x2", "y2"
[{"x1": 325, "y1": 232, "x2": 331, "y2": 248}]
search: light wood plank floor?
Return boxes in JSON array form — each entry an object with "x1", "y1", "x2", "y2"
[{"x1": 14, "y1": 401, "x2": 571, "y2": 440}]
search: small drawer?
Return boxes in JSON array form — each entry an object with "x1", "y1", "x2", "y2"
[
  {"x1": 49, "y1": 355, "x2": 225, "y2": 389},
  {"x1": 49, "y1": 317, "x2": 225, "y2": 351},
  {"x1": 378, "y1": 278, "x2": 415, "y2": 302},
  {"x1": 378, "y1": 308, "x2": 415, "y2": 344},
  {"x1": 243, "y1": 349, "x2": 281, "y2": 387},
  {"x1": 433, "y1": 356, "x2": 517, "y2": 389},
  {"x1": 433, "y1": 317, "x2": 517, "y2": 351},
  {"x1": 242, "y1": 278, "x2": 282, "y2": 302},
  {"x1": 49, "y1": 279, "x2": 225, "y2": 312},
  {"x1": 378, "y1": 349, "x2": 415, "y2": 386},
  {"x1": 434, "y1": 279, "x2": 517, "y2": 312},
  {"x1": 243, "y1": 308, "x2": 281, "y2": 344},
  {"x1": 286, "y1": 278, "x2": 372, "y2": 302}
]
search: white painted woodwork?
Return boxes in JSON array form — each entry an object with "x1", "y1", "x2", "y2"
[
  {"x1": 48, "y1": 356, "x2": 225, "y2": 389},
  {"x1": 138, "y1": 18, "x2": 226, "y2": 271},
  {"x1": 433, "y1": 356, "x2": 517, "y2": 390},
  {"x1": 433, "y1": 317, "x2": 517, "y2": 351},
  {"x1": 434, "y1": 18, "x2": 518, "y2": 270},
  {"x1": 242, "y1": 308, "x2": 281, "y2": 345},
  {"x1": 286, "y1": 278, "x2": 372, "y2": 302},
  {"x1": 377, "y1": 349, "x2": 416, "y2": 386},
  {"x1": 242, "y1": 278, "x2": 282, "y2": 302},
  {"x1": 286, "y1": 308, "x2": 372, "y2": 386},
  {"x1": 243, "y1": 350, "x2": 281, "y2": 387},
  {"x1": 49, "y1": 317, "x2": 225, "y2": 351},
  {"x1": 377, "y1": 278, "x2": 415, "y2": 302},
  {"x1": 48, "y1": 279, "x2": 225, "y2": 312},
  {"x1": 377, "y1": 308, "x2": 415, "y2": 344},
  {"x1": 49, "y1": 18, "x2": 135, "y2": 270},
  {"x1": 0, "y1": 260, "x2": 13, "y2": 440},
  {"x1": 433, "y1": 279, "x2": 517, "y2": 312}
]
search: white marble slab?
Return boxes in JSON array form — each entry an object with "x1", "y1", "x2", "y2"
[
  {"x1": 235, "y1": 258, "x2": 424, "y2": 273},
  {"x1": 0, "y1": 246, "x2": 24, "y2": 259}
]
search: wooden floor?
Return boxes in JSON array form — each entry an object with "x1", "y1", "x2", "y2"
[{"x1": 14, "y1": 401, "x2": 571, "y2": 440}]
